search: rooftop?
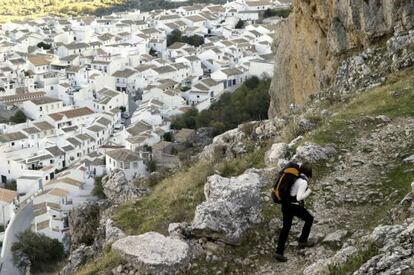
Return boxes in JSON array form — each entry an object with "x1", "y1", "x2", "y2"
[{"x1": 106, "y1": 148, "x2": 141, "y2": 162}]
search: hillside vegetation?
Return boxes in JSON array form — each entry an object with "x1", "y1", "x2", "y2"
[
  {"x1": 172, "y1": 77, "x2": 271, "y2": 135},
  {"x1": 76, "y1": 67, "x2": 414, "y2": 274},
  {"x1": 0, "y1": 0, "x2": 226, "y2": 23}
]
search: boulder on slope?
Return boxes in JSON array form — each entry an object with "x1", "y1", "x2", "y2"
[
  {"x1": 191, "y1": 172, "x2": 263, "y2": 244},
  {"x1": 112, "y1": 232, "x2": 190, "y2": 275}
]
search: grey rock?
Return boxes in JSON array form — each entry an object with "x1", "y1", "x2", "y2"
[
  {"x1": 102, "y1": 169, "x2": 144, "y2": 204},
  {"x1": 112, "y1": 232, "x2": 190, "y2": 275},
  {"x1": 191, "y1": 172, "x2": 263, "y2": 244},
  {"x1": 323, "y1": 230, "x2": 348, "y2": 245},
  {"x1": 304, "y1": 246, "x2": 357, "y2": 275},
  {"x1": 294, "y1": 143, "x2": 337, "y2": 163},
  {"x1": 264, "y1": 143, "x2": 288, "y2": 166},
  {"x1": 105, "y1": 219, "x2": 126, "y2": 245},
  {"x1": 61, "y1": 244, "x2": 94, "y2": 274},
  {"x1": 403, "y1": 155, "x2": 414, "y2": 163}
]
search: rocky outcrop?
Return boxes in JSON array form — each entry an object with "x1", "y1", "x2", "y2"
[
  {"x1": 269, "y1": 0, "x2": 414, "y2": 116},
  {"x1": 190, "y1": 172, "x2": 264, "y2": 244},
  {"x1": 102, "y1": 169, "x2": 144, "y2": 204},
  {"x1": 199, "y1": 119, "x2": 286, "y2": 160},
  {"x1": 264, "y1": 142, "x2": 288, "y2": 166},
  {"x1": 69, "y1": 202, "x2": 100, "y2": 248},
  {"x1": 61, "y1": 245, "x2": 94, "y2": 275},
  {"x1": 293, "y1": 143, "x2": 336, "y2": 163},
  {"x1": 112, "y1": 232, "x2": 190, "y2": 275}
]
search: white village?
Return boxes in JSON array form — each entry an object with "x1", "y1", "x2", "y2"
[{"x1": 0, "y1": 0, "x2": 289, "y2": 266}]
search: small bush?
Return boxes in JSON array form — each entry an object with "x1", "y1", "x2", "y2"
[
  {"x1": 146, "y1": 160, "x2": 157, "y2": 172},
  {"x1": 162, "y1": 132, "x2": 173, "y2": 142},
  {"x1": 9, "y1": 110, "x2": 27, "y2": 124},
  {"x1": 92, "y1": 176, "x2": 105, "y2": 199},
  {"x1": 235, "y1": 19, "x2": 245, "y2": 29},
  {"x1": 263, "y1": 8, "x2": 292, "y2": 18},
  {"x1": 12, "y1": 230, "x2": 64, "y2": 273}
]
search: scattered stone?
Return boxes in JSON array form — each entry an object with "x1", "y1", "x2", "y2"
[
  {"x1": 376, "y1": 115, "x2": 391, "y2": 123},
  {"x1": 304, "y1": 246, "x2": 358, "y2": 275},
  {"x1": 102, "y1": 169, "x2": 144, "y2": 204},
  {"x1": 61, "y1": 244, "x2": 94, "y2": 274},
  {"x1": 264, "y1": 142, "x2": 288, "y2": 166},
  {"x1": 112, "y1": 232, "x2": 190, "y2": 275},
  {"x1": 323, "y1": 230, "x2": 348, "y2": 246},
  {"x1": 105, "y1": 219, "x2": 126, "y2": 245},
  {"x1": 288, "y1": 135, "x2": 304, "y2": 149},
  {"x1": 403, "y1": 155, "x2": 414, "y2": 163},
  {"x1": 293, "y1": 143, "x2": 337, "y2": 163}
]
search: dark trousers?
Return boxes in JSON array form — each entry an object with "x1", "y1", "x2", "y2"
[{"x1": 276, "y1": 203, "x2": 314, "y2": 255}]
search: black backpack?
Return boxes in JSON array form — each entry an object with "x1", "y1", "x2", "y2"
[{"x1": 271, "y1": 162, "x2": 301, "y2": 204}]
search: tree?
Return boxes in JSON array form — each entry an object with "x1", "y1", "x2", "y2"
[
  {"x1": 12, "y1": 230, "x2": 64, "y2": 273},
  {"x1": 9, "y1": 110, "x2": 27, "y2": 124},
  {"x1": 149, "y1": 47, "x2": 157, "y2": 57},
  {"x1": 37, "y1": 41, "x2": 52, "y2": 50},
  {"x1": 162, "y1": 132, "x2": 173, "y2": 142},
  {"x1": 146, "y1": 159, "x2": 157, "y2": 172},
  {"x1": 167, "y1": 29, "x2": 182, "y2": 46},
  {"x1": 92, "y1": 176, "x2": 106, "y2": 199},
  {"x1": 235, "y1": 19, "x2": 245, "y2": 29}
]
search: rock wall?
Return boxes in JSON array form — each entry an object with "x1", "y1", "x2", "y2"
[{"x1": 269, "y1": 0, "x2": 414, "y2": 116}]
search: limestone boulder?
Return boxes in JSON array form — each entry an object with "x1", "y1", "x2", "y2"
[
  {"x1": 294, "y1": 143, "x2": 336, "y2": 163},
  {"x1": 264, "y1": 143, "x2": 288, "y2": 166},
  {"x1": 112, "y1": 232, "x2": 190, "y2": 275},
  {"x1": 191, "y1": 172, "x2": 263, "y2": 244},
  {"x1": 102, "y1": 169, "x2": 144, "y2": 204}
]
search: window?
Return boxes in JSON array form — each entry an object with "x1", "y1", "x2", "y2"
[
  {"x1": 50, "y1": 86, "x2": 54, "y2": 90},
  {"x1": 50, "y1": 160, "x2": 54, "y2": 164},
  {"x1": 40, "y1": 106, "x2": 43, "y2": 111},
  {"x1": 11, "y1": 142, "x2": 15, "y2": 146}
]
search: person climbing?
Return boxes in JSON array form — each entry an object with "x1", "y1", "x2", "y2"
[{"x1": 272, "y1": 162, "x2": 315, "y2": 262}]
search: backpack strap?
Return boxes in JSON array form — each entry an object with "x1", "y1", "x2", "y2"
[{"x1": 273, "y1": 167, "x2": 301, "y2": 201}]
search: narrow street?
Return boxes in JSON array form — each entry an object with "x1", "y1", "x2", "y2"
[{"x1": 1, "y1": 202, "x2": 33, "y2": 275}]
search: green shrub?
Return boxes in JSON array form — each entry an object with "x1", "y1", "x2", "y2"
[
  {"x1": 12, "y1": 230, "x2": 65, "y2": 273},
  {"x1": 92, "y1": 176, "x2": 106, "y2": 199},
  {"x1": 167, "y1": 29, "x2": 204, "y2": 47},
  {"x1": 170, "y1": 78, "x2": 271, "y2": 136},
  {"x1": 263, "y1": 8, "x2": 292, "y2": 18},
  {"x1": 9, "y1": 110, "x2": 27, "y2": 124},
  {"x1": 235, "y1": 19, "x2": 245, "y2": 29}
]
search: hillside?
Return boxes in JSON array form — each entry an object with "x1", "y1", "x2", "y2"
[
  {"x1": 54, "y1": 1, "x2": 414, "y2": 274},
  {"x1": 72, "y1": 67, "x2": 414, "y2": 275},
  {"x1": 0, "y1": 0, "x2": 226, "y2": 23}
]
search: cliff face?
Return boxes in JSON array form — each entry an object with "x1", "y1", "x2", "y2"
[{"x1": 269, "y1": 0, "x2": 414, "y2": 116}]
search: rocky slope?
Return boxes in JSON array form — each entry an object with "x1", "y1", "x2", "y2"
[
  {"x1": 269, "y1": 0, "x2": 414, "y2": 116},
  {"x1": 72, "y1": 64, "x2": 414, "y2": 273},
  {"x1": 65, "y1": 2, "x2": 414, "y2": 273}
]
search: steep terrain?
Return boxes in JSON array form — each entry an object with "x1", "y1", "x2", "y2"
[
  {"x1": 269, "y1": 0, "x2": 414, "y2": 116},
  {"x1": 62, "y1": 1, "x2": 414, "y2": 274},
  {"x1": 70, "y1": 67, "x2": 414, "y2": 275}
]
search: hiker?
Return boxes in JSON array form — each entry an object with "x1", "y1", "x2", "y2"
[{"x1": 273, "y1": 162, "x2": 315, "y2": 262}]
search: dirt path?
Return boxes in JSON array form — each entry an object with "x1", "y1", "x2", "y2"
[{"x1": 256, "y1": 117, "x2": 414, "y2": 275}]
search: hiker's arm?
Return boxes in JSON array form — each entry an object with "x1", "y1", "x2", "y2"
[{"x1": 296, "y1": 181, "x2": 312, "y2": 201}]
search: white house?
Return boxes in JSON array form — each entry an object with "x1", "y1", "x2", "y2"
[
  {"x1": 21, "y1": 96, "x2": 64, "y2": 120},
  {"x1": 211, "y1": 67, "x2": 245, "y2": 89},
  {"x1": 0, "y1": 188, "x2": 18, "y2": 226},
  {"x1": 105, "y1": 149, "x2": 147, "y2": 180}
]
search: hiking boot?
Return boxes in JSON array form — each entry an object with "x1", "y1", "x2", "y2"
[
  {"x1": 275, "y1": 253, "x2": 288, "y2": 262},
  {"x1": 298, "y1": 240, "x2": 315, "y2": 249}
]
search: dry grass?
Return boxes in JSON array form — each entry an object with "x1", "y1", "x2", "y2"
[{"x1": 76, "y1": 250, "x2": 125, "y2": 275}]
